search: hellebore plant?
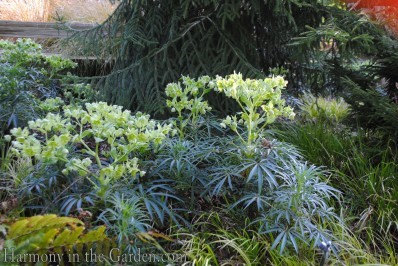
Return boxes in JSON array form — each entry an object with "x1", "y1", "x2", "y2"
[
  {"x1": 6, "y1": 102, "x2": 173, "y2": 197},
  {"x1": 165, "y1": 76, "x2": 213, "y2": 140},
  {"x1": 216, "y1": 73, "x2": 295, "y2": 154}
]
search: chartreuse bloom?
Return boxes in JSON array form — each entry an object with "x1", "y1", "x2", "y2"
[
  {"x1": 300, "y1": 93, "x2": 351, "y2": 123},
  {"x1": 165, "y1": 75, "x2": 213, "y2": 139},
  {"x1": 216, "y1": 73, "x2": 295, "y2": 152},
  {"x1": 5, "y1": 102, "x2": 173, "y2": 196}
]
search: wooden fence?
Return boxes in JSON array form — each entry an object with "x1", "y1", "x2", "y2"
[
  {"x1": 0, "y1": 20, "x2": 99, "y2": 60},
  {"x1": 0, "y1": 20, "x2": 94, "y2": 39}
]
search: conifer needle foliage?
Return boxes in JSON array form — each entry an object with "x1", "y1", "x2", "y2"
[{"x1": 67, "y1": 0, "x2": 336, "y2": 115}]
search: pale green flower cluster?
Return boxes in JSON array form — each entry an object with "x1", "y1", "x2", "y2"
[
  {"x1": 39, "y1": 97, "x2": 65, "y2": 112},
  {"x1": 6, "y1": 128, "x2": 42, "y2": 158},
  {"x1": 28, "y1": 113, "x2": 72, "y2": 135},
  {"x1": 301, "y1": 93, "x2": 350, "y2": 123},
  {"x1": 165, "y1": 75, "x2": 212, "y2": 116},
  {"x1": 216, "y1": 73, "x2": 295, "y2": 147},
  {"x1": 6, "y1": 102, "x2": 173, "y2": 193},
  {"x1": 165, "y1": 76, "x2": 213, "y2": 139}
]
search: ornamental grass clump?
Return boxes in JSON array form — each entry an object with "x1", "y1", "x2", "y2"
[{"x1": 216, "y1": 73, "x2": 295, "y2": 154}]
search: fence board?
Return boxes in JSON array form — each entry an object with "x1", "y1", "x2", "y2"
[
  {"x1": 0, "y1": 20, "x2": 100, "y2": 59},
  {"x1": 0, "y1": 20, "x2": 95, "y2": 38}
]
